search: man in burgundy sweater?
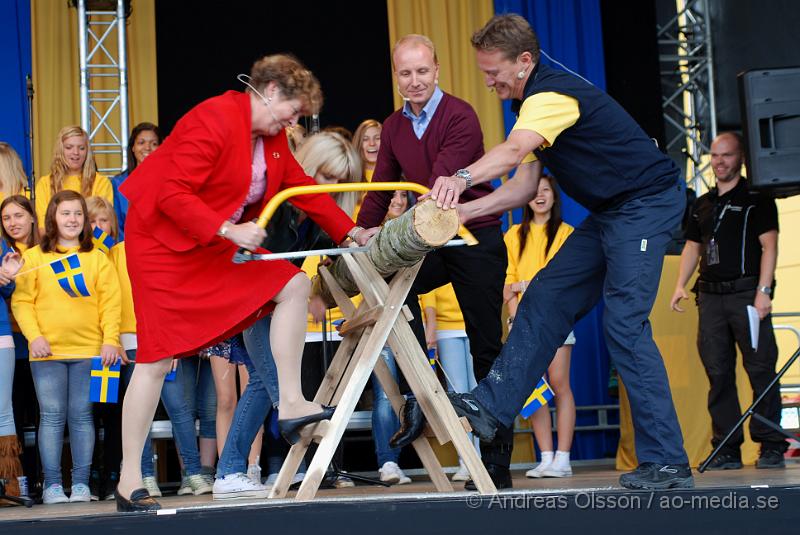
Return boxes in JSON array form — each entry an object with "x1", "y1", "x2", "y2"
[{"x1": 356, "y1": 34, "x2": 511, "y2": 489}]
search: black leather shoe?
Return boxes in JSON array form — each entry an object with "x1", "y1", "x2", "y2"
[
  {"x1": 464, "y1": 463, "x2": 513, "y2": 491},
  {"x1": 114, "y1": 487, "x2": 161, "y2": 512},
  {"x1": 278, "y1": 405, "x2": 336, "y2": 445},
  {"x1": 705, "y1": 452, "x2": 743, "y2": 470},
  {"x1": 389, "y1": 397, "x2": 424, "y2": 449},
  {"x1": 756, "y1": 449, "x2": 785, "y2": 469},
  {"x1": 447, "y1": 392, "x2": 498, "y2": 442}
]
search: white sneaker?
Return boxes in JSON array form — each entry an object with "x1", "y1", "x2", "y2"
[
  {"x1": 379, "y1": 462, "x2": 411, "y2": 485},
  {"x1": 213, "y1": 472, "x2": 269, "y2": 500},
  {"x1": 247, "y1": 463, "x2": 262, "y2": 485},
  {"x1": 69, "y1": 483, "x2": 92, "y2": 503},
  {"x1": 451, "y1": 461, "x2": 470, "y2": 482},
  {"x1": 142, "y1": 476, "x2": 163, "y2": 498},
  {"x1": 42, "y1": 484, "x2": 69, "y2": 504},
  {"x1": 177, "y1": 474, "x2": 193, "y2": 496},
  {"x1": 541, "y1": 462, "x2": 573, "y2": 478},
  {"x1": 185, "y1": 473, "x2": 214, "y2": 495},
  {"x1": 333, "y1": 475, "x2": 355, "y2": 488},
  {"x1": 525, "y1": 459, "x2": 552, "y2": 478}
]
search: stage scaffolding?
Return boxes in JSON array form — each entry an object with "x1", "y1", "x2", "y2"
[
  {"x1": 74, "y1": 0, "x2": 130, "y2": 174},
  {"x1": 658, "y1": 0, "x2": 717, "y2": 194}
]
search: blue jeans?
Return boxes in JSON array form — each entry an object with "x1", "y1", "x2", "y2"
[
  {"x1": 0, "y1": 347, "x2": 16, "y2": 435},
  {"x1": 122, "y1": 351, "x2": 203, "y2": 477},
  {"x1": 181, "y1": 356, "x2": 217, "y2": 439},
  {"x1": 437, "y1": 336, "x2": 476, "y2": 394},
  {"x1": 31, "y1": 359, "x2": 94, "y2": 487},
  {"x1": 473, "y1": 182, "x2": 688, "y2": 465},
  {"x1": 217, "y1": 315, "x2": 281, "y2": 477},
  {"x1": 371, "y1": 348, "x2": 401, "y2": 466}
]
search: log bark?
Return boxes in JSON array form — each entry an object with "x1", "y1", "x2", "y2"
[{"x1": 311, "y1": 199, "x2": 459, "y2": 306}]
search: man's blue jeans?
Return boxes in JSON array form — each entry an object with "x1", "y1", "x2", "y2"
[{"x1": 473, "y1": 181, "x2": 689, "y2": 465}]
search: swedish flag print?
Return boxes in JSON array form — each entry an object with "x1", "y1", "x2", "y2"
[
  {"x1": 92, "y1": 226, "x2": 115, "y2": 254},
  {"x1": 89, "y1": 357, "x2": 121, "y2": 403},
  {"x1": 519, "y1": 377, "x2": 555, "y2": 418},
  {"x1": 50, "y1": 254, "x2": 91, "y2": 298}
]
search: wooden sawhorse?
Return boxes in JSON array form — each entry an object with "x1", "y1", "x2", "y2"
[{"x1": 268, "y1": 251, "x2": 497, "y2": 500}]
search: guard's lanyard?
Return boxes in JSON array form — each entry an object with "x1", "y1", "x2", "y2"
[{"x1": 707, "y1": 199, "x2": 730, "y2": 266}]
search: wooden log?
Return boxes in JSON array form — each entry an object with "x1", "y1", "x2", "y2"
[{"x1": 311, "y1": 199, "x2": 459, "y2": 306}]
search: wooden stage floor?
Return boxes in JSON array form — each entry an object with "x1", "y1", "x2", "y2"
[{"x1": 3, "y1": 461, "x2": 800, "y2": 523}]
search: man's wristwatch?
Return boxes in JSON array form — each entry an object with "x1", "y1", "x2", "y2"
[
  {"x1": 757, "y1": 285, "x2": 772, "y2": 296},
  {"x1": 455, "y1": 168, "x2": 473, "y2": 189}
]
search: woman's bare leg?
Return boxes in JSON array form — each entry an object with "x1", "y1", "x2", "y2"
[
  {"x1": 118, "y1": 359, "x2": 171, "y2": 498},
  {"x1": 210, "y1": 357, "x2": 238, "y2": 457},
  {"x1": 269, "y1": 273, "x2": 320, "y2": 420}
]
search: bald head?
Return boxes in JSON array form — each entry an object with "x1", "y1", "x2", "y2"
[{"x1": 710, "y1": 132, "x2": 744, "y2": 183}]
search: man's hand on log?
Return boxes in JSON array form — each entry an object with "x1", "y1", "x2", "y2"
[
  {"x1": 426, "y1": 174, "x2": 467, "y2": 210},
  {"x1": 351, "y1": 226, "x2": 379, "y2": 246}
]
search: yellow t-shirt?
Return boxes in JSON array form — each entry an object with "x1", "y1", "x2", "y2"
[
  {"x1": 504, "y1": 222, "x2": 574, "y2": 285},
  {"x1": 12, "y1": 244, "x2": 121, "y2": 359},
  {"x1": 35, "y1": 174, "x2": 113, "y2": 226},
  {"x1": 6, "y1": 241, "x2": 31, "y2": 334},
  {"x1": 109, "y1": 242, "x2": 135, "y2": 335},
  {"x1": 420, "y1": 283, "x2": 465, "y2": 332},
  {"x1": 512, "y1": 92, "x2": 580, "y2": 164},
  {"x1": 364, "y1": 168, "x2": 374, "y2": 182},
  {"x1": 302, "y1": 255, "x2": 362, "y2": 335}
]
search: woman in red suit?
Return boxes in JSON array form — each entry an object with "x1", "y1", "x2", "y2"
[{"x1": 115, "y1": 54, "x2": 374, "y2": 511}]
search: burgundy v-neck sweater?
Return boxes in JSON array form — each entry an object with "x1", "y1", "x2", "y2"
[{"x1": 357, "y1": 92, "x2": 500, "y2": 231}]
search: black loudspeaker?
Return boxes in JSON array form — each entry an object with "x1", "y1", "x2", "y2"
[{"x1": 738, "y1": 67, "x2": 800, "y2": 198}]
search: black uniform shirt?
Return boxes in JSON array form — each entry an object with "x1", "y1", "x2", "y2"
[{"x1": 685, "y1": 179, "x2": 778, "y2": 282}]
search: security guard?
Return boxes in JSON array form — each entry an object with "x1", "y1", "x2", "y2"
[{"x1": 671, "y1": 131, "x2": 786, "y2": 469}]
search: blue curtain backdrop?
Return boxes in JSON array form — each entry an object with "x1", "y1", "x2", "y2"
[
  {"x1": 493, "y1": 0, "x2": 618, "y2": 460},
  {"x1": 0, "y1": 0, "x2": 33, "y2": 179}
]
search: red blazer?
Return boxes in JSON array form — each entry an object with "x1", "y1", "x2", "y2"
[{"x1": 121, "y1": 91, "x2": 353, "y2": 251}]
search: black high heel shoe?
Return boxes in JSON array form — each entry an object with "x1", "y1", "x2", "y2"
[
  {"x1": 114, "y1": 486, "x2": 162, "y2": 512},
  {"x1": 278, "y1": 405, "x2": 336, "y2": 445}
]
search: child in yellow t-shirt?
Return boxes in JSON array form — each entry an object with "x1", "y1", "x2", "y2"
[
  {"x1": 503, "y1": 176, "x2": 575, "y2": 479},
  {"x1": 12, "y1": 190, "x2": 120, "y2": 504},
  {"x1": 35, "y1": 126, "x2": 113, "y2": 229}
]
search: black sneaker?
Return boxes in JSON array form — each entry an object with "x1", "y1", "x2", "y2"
[
  {"x1": 705, "y1": 452, "x2": 743, "y2": 470},
  {"x1": 89, "y1": 470, "x2": 102, "y2": 502},
  {"x1": 447, "y1": 393, "x2": 498, "y2": 443},
  {"x1": 464, "y1": 463, "x2": 512, "y2": 491},
  {"x1": 619, "y1": 462, "x2": 694, "y2": 490},
  {"x1": 756, "y1": 449, "x2": 785, "y2": 469}
]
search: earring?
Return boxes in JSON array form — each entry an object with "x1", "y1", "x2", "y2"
[
  {"x1": 435, "y1": 79, "x2": 439, "y2": 85},
  {"x1": 517, "y1": 71, "x2": 526, "y2": 79}
]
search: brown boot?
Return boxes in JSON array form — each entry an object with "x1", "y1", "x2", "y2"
[{"x1": 0, "y1": 434, "x2": 24, "y2": 499}]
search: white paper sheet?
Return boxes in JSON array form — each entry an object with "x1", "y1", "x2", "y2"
[{"x1": 747, "y1": 305, "x2": 760, "y2": 350}]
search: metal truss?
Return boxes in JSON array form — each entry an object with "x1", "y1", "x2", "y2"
[
  {"x1": 76, "y1": 0, "x2": 130, "y2": 174},
  {"x1": 658, "y1": 0, "x2": 717, "y2": 193}
]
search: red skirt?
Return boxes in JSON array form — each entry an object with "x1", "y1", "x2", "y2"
[{"x1": 125, "y1": 209, "x2": 300, "y2": 363}]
